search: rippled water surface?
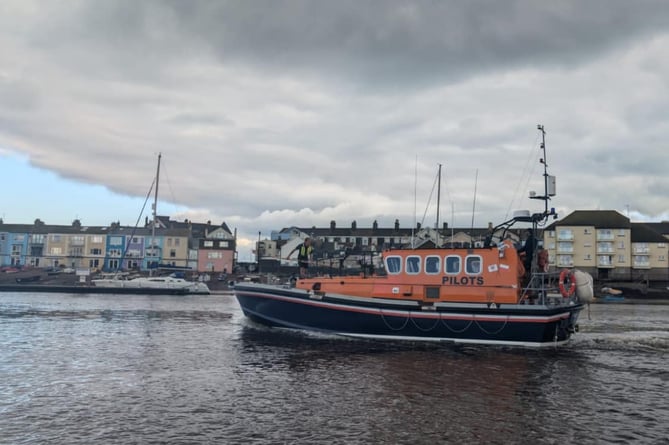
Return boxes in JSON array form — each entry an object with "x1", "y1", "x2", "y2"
[{"x1": 1, "y1": 293, "x2": 667, "y2": 444}]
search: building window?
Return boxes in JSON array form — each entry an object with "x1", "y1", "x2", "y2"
[
  {"x1": 597, "y1": 242, "x2": 614, "y2": 253},
  {"x1": 50, "y1": 247, "x2": 62, "y2": 255},
  {"x1": 175, "y1": 238, "x2": 180, "y2": 246},
  {"x1": 558, "y1": 242, "x2": 574, "y2": 253},
  {"x1": 618, "y1": 255, "x2": 625, "y2": 263},
  {"x1": 51, "y1": 234, "x2": 61, "y2": 242},
  {"x1": 204, "y1": 241, "x2": 214, "y2": 248},
  {"x1": 170, "y1": 249, "x2": 176, "y2": 258},
  {"x1": 109, "y1": 236, "x2": 122, "y2": 245},
  {"x1": 557, "y1": 229, "x2": 574, "y2": 240},
  {"x1": 633, "y1": 255, "x2": 649, "y2": 267},
  {"x1": 557, "y1": 255, "x2": 574, "y2": 267},
  {"x1": 598, "y1": 255, "x2": 612, "y2": 266},
  {"x1": 30, "y1": 234, "x2": 45, "y2": 243},
  {"x1": 596, "y1": 229, "x2": 614, "y2": 241},
  {"x1": 219, "y1": 241, "x2": 229, "y2": 248}
]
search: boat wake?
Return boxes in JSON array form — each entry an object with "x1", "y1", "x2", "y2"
[{"x1": 571, "y1": 330, "x2": 669, "y2": 352}]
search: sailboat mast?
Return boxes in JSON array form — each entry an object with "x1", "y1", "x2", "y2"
[
  {"x1": 151, "y1": 153, "x2": 161, "y2": 275},
  {"x1": 436, "y1": 163, "x2": 442, "y2": 247}
]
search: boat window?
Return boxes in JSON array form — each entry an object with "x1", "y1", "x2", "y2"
[
  {"x1": 425, "y1": 256, "x2": 441, "y2": 274},
  {"x1": 385, "y1": 256, "x2": 402, "y2": 274},
  {"x1": 465, "y1": 256, "x2": 482, "y2": 275},
  {"x1": 406, "y1": 256, "x2": 421, "y2": 274},
  {"x1": 445, "y1": 255, "x2": 460, "y2": 274}
]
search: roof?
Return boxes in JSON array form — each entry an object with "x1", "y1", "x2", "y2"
[
  {"x1": 642, "y1": 222, "x2": 669, "y2": 236},
  {"x1": 631, "y1": 223, "x2": 669, "y2": 243},
  {"x1": 545, "y1": 210, "x2": 631, "y2": 230}
]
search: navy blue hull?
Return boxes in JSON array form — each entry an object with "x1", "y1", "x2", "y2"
[{"x1": 234, "y1": 283, "x2": 584, "y2": 347}]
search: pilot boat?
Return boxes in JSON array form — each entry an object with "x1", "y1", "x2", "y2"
[{"x1": 234, "y1": 126, "x2": 593, "y2": 347}]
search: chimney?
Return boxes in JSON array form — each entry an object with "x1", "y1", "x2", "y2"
[
  {"x1": 372, "y1": 220, "x2": 378, "y2": 231},
  {"x1": 330, "y1": 220, "x2": 336, "y2": 232},
  {"x1": 416, "y1": 222, "x2": 421, "y2": 230},
  {"x1": 488, "y1": 222, "x2": 493, "y2": 230},
  {"x1": 394, "y1": 219, "x2": 400, "y2": 231},
  {"x1": 351, "y1": 220, "x2": 357, "y2": 230}
]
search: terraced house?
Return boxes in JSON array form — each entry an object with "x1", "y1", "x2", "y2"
[{"x1": 0, "y1": 217, "x2": 236, "y2": 273}]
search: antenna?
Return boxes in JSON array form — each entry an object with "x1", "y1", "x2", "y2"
[{"x1": 530, "y1": 125, "x2": 557, "y2": 220}]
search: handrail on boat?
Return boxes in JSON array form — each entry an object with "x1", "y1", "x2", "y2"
[{"x1": 519, "y1": 270, "x2": 570, "y2": 305}]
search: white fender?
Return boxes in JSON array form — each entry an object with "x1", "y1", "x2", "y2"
[{"x1": 573, "y1": 269, "x2": 594, "y2": 303}]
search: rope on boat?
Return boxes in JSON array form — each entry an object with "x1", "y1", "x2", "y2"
[
  {"x1": 379, "y1": 310, "x2": 410, "y2": 331},
  {"x1": 440, "y1": 317, "x2": 474, "y2": 334},
  {"x1": 410, "y1": 315, "x2": 440, "y2": 332},
  {"x1": 474, "y1": 316, "x2": 509, "y2": 335}
]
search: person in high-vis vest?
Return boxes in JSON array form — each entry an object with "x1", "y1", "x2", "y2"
[{"x1": 288, "y1": 237, "x2": 313, "y2": 278}]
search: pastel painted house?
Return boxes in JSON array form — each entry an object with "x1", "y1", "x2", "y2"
[
  {"x1": 0, "y1": 230, "x2": 29, "y2": 266},
  {"x1": 197, "y1": 225, "x2": 235, "y2": 273}
]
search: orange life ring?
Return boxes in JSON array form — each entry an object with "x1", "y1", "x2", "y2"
[{"x1": 559, "y1": 269, "x2": 576, "y2": 297}]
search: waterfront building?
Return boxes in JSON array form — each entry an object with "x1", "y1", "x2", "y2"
[
  {"x1": 197, "y1": 223, "x2": 236, "y2": 273},
  {"x1": 544, "y1": 210, "x2": 669, "y2": 281},
  {"x1": 0, "y1": 228, "x2": 29, "y2": 267},
  {"x1": 263, "y1": 220, "x2": 523, "y2": 271}
]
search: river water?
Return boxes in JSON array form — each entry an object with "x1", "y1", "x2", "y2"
[{"x1": 0, "y1": 292, "x2": 667, "y2": 445}]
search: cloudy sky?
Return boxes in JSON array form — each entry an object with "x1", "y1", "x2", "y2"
[{"x1": 1, "y1": 1, "x2": 669, "y2": 260}]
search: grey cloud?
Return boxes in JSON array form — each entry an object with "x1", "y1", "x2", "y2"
[
  {"x1": 14, "y1": 1, "x2": 669, "y2": 89},
  {"x1": 159, "y1": 0, "x2": 669, "y2": 88}
]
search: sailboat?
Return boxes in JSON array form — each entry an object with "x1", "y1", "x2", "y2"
[
  {"x1": 233, "y1": 126, "x2": 593, "y2": 347},
  {"x1": 92, "y1": 154, "x2": 210, "y2": 295}
]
